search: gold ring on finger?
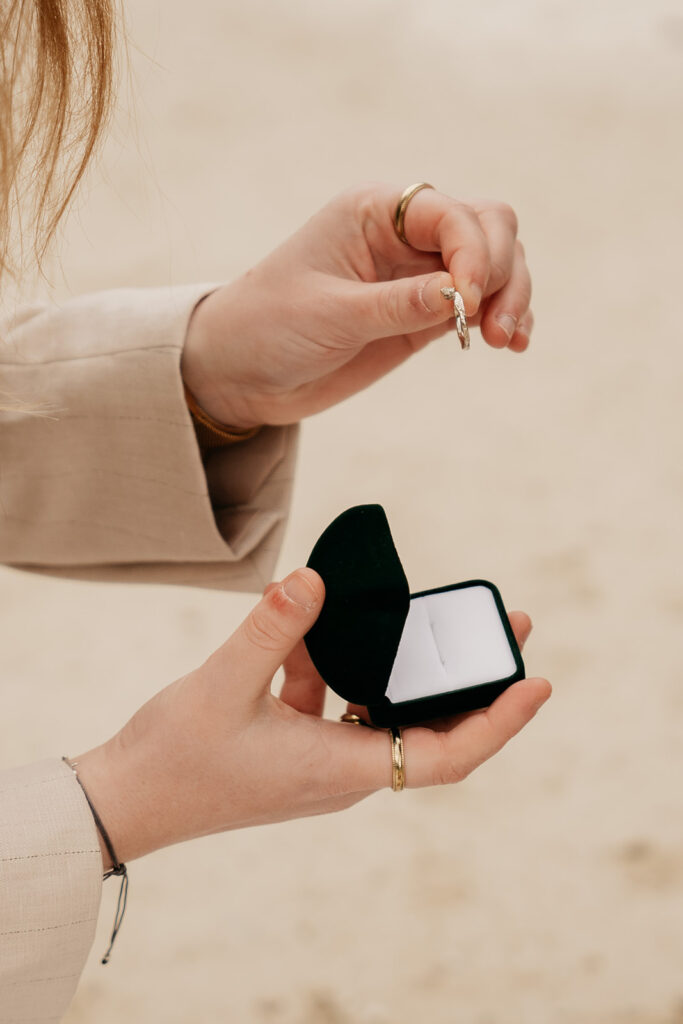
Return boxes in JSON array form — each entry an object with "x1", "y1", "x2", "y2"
[{"x1": 393, "y1": 182, "x2": 434, "y2": 245}]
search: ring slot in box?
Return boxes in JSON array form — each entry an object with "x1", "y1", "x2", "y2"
[{"x1": 304, "y1": 504, "x2": 525, "y2": 727}]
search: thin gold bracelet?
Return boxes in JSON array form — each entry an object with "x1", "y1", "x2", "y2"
[{"x1": 183, "y1": 385, "x2": 261, "y2": 449}]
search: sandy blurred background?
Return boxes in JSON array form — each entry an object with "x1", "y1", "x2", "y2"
[{"x1": 2, "y1": 0, "x2": 683, "y2": 1020}]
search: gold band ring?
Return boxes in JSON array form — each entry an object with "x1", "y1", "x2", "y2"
[
  {"x1": 340, "y1": 713, "x2": 368, "y2": 726},
  {"x1": 393, "y1": 182, "x2": 434, "y2": 244},
  {"x1": 390, "y1": 726, "x2": 406, "y2": 792},
  {"x1": 339, "y1": 714, "x2": 406, "y2": 792}
]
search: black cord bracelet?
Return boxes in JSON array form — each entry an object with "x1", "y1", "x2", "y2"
[{"x1": 62, "y1": 756, "x2": 129, "y2": 964}]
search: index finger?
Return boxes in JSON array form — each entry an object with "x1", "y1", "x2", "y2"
[{"x1": 399, "y1": 189, "x2": 494, "y2": 315}]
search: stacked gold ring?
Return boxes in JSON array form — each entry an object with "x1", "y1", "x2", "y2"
[
  {"x1": 340, "y1": 714, "x2": 406, "y2": 792},
  {"x1": 389, "y1": 726, "x2": 406, "y2": 792},
  {"x1": 393, "y1": 182, "x2": 434, "y2": 244}
]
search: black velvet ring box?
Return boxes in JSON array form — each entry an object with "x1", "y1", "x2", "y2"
[{"x1": 304, "y1": 505, "x2": 525, "y2": 727}]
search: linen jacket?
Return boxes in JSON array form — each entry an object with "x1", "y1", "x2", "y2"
[{"x1": 0, "y1": 285, "x2": 298, "y2": 1022}]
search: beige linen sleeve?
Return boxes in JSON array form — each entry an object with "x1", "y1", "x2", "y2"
[
  {"x1": 0, "y1": 284, "x2": 298, "y2": 590},
  {"x1": 0, "y1": 285, "x2": 299, "y2": 1020},
  {"x1": 0, "y1": 758, "x2": 102, "y2": 1022}
]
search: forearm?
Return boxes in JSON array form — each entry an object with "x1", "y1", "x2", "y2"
[{"x1": 0, "y1": 285, "x2": 298, "y2": 591}]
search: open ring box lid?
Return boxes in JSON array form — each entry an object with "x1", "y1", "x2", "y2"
[{"x1": 304, "y1": 505, "x2": 525, "y2": 727}]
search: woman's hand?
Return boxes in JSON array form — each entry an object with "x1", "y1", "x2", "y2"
[
  {"x1": 181, "y1": 183, "x2": 533, "y2": 429},
  {"x1": 75, "y1": 568, "x2": 550, "y2": 870}
]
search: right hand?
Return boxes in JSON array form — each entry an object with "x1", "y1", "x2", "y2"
[
  {"x1": 182, "y1": 183, "x2": 533, "y2": 430},
  {"x1": 74, "y1": 568, "x2": 551, "y2": 869}
]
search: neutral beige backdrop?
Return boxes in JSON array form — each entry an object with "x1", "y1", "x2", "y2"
[{"x1": 2, "y1": 2, "x2": 682, "y2": 1021}]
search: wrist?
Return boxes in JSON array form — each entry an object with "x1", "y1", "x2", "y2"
[
  {"x1": 72, "y1": 741, "x2": 155, "y2": 867},
  {"x1": 64, "y1": 751, "x2": 118, "y2": 873},
  {"x1": 182, "y1": 289, "x2": 261, "y2": 431},
  {"x1": 63, "y1": 753, "x2": 131, "y2": 964},
  {"x1": 184, "y1": 385, "x2": 260, "y2": 448},
  {"x1": 93, "y1": 825, "x2": 114, "y2": 874}
]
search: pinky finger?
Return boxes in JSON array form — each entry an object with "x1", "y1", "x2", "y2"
[
  {"x1": 406, "y1": 676, "x2": 551, "y2": 788},
  {"x1": 480, "y1": 240, "x2": 532, "y2": 349},
  {"x1": 508, "y1": 309, "x2": 534, "y2": 354},
  {"x1": 474, "y1": 676, "x2": 551, "y2": 753}
]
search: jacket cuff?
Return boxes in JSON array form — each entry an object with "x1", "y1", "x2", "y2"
[
  {"x1": 0, "y1": 758, "x2": 102, "y2": 1019},
  {"x1": 0, "y1": 285, "x2": 298, "y2": 591}
]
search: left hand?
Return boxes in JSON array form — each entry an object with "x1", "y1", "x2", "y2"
[
  {"x1": 74, "y1": 569, "x2": 550, "y2": 868},
  {"x1": 181, "y1": 182, "x2": 533, "y2": 428}
]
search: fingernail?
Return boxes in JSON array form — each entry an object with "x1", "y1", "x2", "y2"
[
  {"x1": 467, "y1": 282, "x2": 483, "y2": 313},
  {"x1": 496, "y1": 313, "x2": 517, "y2": 340},
  {"x1": 421, "y1": 277, "x2": 449, "y2": 314},
  {"x1": 282, "y1": 571, "x2": 319, "y2": 610}
]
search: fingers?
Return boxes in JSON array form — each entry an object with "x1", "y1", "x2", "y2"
[
  {"x1": 508, "y1": 610, "x2": 533, "y2": 650},
  {"x1": 508, "y1": 308, "x2": 534, "y2": 354},
  {"x1": 474, "y1": 203, "x2": 518, "y2": 295},
  {"x1": 479, "y1": 240, "x2": 532, "y2": 349},
  {"x1": 385, "y1": 188, "x2": 532, "y2": 346},
  {"x1": 331, "y1": 674, "x2": 551, "y2": 794},
  {"x1": 212, "y1": 568, "x2": 325, "y2": 699},
  {"x1": 400, "y1": 190, "x2": 493, "y2": 315},
  {"x1": 279, "y1": 640, "x2": 328, "y2": 717},
  {"x1": 340, "y1": 602, "x2": 541, "y2": 793},
  {"x1": 405, "y1": 677, "x2": 552, "y2": 788},
  {"x1": 285, "y1": 319, "x2": 456, "y2": 414},
  {"x1": 345, "y1": 270, "x2": 456, "y2": 342}
]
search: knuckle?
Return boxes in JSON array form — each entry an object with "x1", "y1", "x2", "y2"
[
  {"x1": 320, "y1": 767, "x2": 351, "y2": 801},
  {"x1": 433, "y1": 758, "x2": 470, "y2": 787},
  {"x1": 410, "y1": 280, "x2": 433, "y2": 319},
  {"x1": 348, "y1": 179, "x2": 384, "y2": 200},
  {"x1": 243, "y1": 602, "x2": 292, "y2": 652},
  {"x1": 432, "y1": 732, "x2": 470, "y2": 785},
  {"x1": 494, "y1": 201, "x2": 519, "y2": 235},
  {"x1": 339, "y1": 180, "x2": 388, "y2": 221},
  {"x1": 443, "y1": 201, "x2": 478, "y2": 233},
  {"x1": 351, "y1": 182, "x2": 377, "y2": 218},
  {"x1": 377, "y1": 282, "x2": 403, "y2": 327},
  {"x1": 431, "y1": 727, "x2": 493, "y2": 786},
  {"x1": 516, "y1": 275, "x2": 533, "y2": 310},
  {"x1": 487, "y1": 257, "x2": 510, "y2": 290}
]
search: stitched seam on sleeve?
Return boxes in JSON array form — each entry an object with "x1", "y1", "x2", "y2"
[
  {"x1": 3, "y1": 344, "x2": 180, "y2": 368},
  {"x1": 0, "y1": 917, "x2": 97, "y2": 937},
  {"x1": 55, "y1": 414, "x2": 190, "y2": 427},
  {"x1": 2, "y1": 972, "x2": 78, "y2": 987},
  {"x1": 0, "y1": 850, "x2": 99, "y2": 862},
  {"x1": 0, "y1": 468, "x2": 207, "y2": 498},
  {"x1": 0, "y1": 513, "x2": 169, "y2": 545},
  {"x1": 0, "y1": 1016, "x2": 62, "y2": 1021},
  {"x1": 0, "y1": 775, "x2": 65, "y2": 795},
  {"x1": 1, "y1": 410, "x2": 190, "y2": 427}
]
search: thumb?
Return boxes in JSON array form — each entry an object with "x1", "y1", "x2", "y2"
[
  {"x1": 213, "y1": 568, "x2": 325, "y2": 697},
  {"x1": 353, "y1": 270, "x2": 455, "y2": 340}
]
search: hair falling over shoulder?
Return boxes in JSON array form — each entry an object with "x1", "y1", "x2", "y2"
[{"x1": 0, "y1": 0, "x2": 119, "y2": 282}]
